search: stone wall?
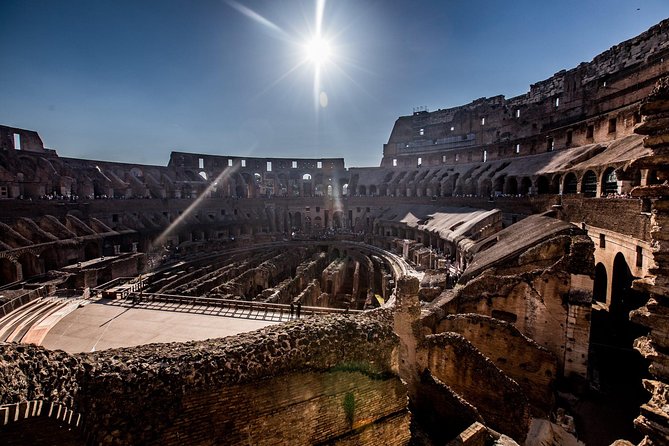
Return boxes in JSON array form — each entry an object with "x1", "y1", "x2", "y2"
[
  {"x1": 626, "y1": 76, "x2": 669, "y2": 445},
  {"x1": 424, "y1": 332, "x2": 530, "y2": 442},
  {"x1": 0, "y1": 314, "x2": 410, "y2": 445},
  {"x1": 430, "y1": 232, "x2": 593, "y2": 381},
  {"x1": 435, "y1": 314, "x2": 557, "y2": 414}
]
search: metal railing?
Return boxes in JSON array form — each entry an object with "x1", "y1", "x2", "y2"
[{"x1": 124, "y1": 291, "x2": 362, "y2": 319}]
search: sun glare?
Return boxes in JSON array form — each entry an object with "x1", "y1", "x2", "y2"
[{"x1": 304, "y1": 36, "x2": 332, "y2": 66}]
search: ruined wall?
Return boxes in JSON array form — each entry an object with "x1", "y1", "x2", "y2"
[
  {"x1": 424, "y1": 332, "x2": 530, "y2": 442},
  {"x1": 382, "y1": 19, "x2": 669, "y2": 166},
  {"x1": 0, "y1": 314, "x2": 409, "y2": 445},
  {"x1": 427, "y1": 230, "x2": 594, "y2": 381},
  {"x1": 626, "y1": 76, "x2": 669, "y2": 445},
  {"x1": 435, "y1": 314, "x2": 557, "y2": 413}
]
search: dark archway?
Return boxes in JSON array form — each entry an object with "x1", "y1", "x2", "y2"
[
  {"x1": 84, "y1": 241, "x2": 100, "y2": 260},
  {"x1": 493, "y1": 177, "x2": 505, "y2": 195},
  {"x1": 506, "y1": 177, "x2": 518, "y2": 195},
  {"x1": 550, "y1": 174, "x2": 562, "y2": 194},
  {"x1": 536, "y1": 175, "x2": 550, "y2": 194},
  {"x1": 479, "y1": 179, "x2": 492, "y2": 197},
  {"x1": 0, "y1": 258, "x2": 18, "y2": 284},
  {"x1": 519, "y1": 177, "x2": 532, "y2": 195},
  {"x1": 18, "y1": 252, "x2": 41, "y2": 278},
  {"x1": 588, "y1": 252, "x2": 649, "y2": 444},
  {"x1": 293, "y1": 212, "x2": 302, "y2": 231},
  {"x1": 563, "y1": 173, "x2": 578, "y2": 194},
  {"x1": 582, "y1": 170, "x2": 597, "y2": 197}
]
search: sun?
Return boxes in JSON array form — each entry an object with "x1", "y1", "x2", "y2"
[{"x1": 304, "y1": 36, "x2": 332, "y2": 66}]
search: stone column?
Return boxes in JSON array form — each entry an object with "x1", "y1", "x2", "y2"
[{"x1": 628, "y1": 76, "x2": 669, "y2": 445}]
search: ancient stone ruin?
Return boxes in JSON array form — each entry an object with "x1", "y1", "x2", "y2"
[{"x1": 1, "y1": 17, "x2": 669, "y2": 446}]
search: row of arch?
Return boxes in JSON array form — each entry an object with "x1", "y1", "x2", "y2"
[
  {"x1": 353, "y1": 166, "x2": 636, "y2": 198},
  {"x1": 0, "y1": 241, "x2": 101, "y2": 285}
]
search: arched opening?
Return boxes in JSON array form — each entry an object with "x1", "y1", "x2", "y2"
[
  {"x1": 241, "y1": 173, "x2": 255, "y2": 198},
  {"x1": 563, "y1": 173, "x2": 578, "y2": 194},
  {"x1": 593, "y1": 262, "x2": 607, "y2": 303},
  {"x1": 0, "y1": 258, "x2": 18, "y2": 284},
  {"x1": 493, "y1": 177, "x2": 505, "y2": 195},
  {"x1": 234, "y1": 175, "x2": 245, "y2": 198},
  {"x1": 18, "y1": 252, "x2": 41, "y2": 278},
  {"x1": 519, "y1": 177, "x2": 532, "y2": 195},
  {"x1": 358, "y1": 185, "x2": 367, "y2": 196},
  {"x1": 582, "y1": 170, "x2": 597, "y2": 197},
  {"x1": 588, "y1": 252, "x2": 649, "y2": 444},
  {"x1": 602, "y1": 167, "x2": 618, "y2": 196},
  {"x1": 369, "y1": 185, "x2": 377, "y2": 196},
  {"x1": 302, "y1": 174, "x2": 313, "y2": 197},
  {"x1": 506, "y1": 177, "x2": 518, "y2": 195},
  {"x1": 84, "y1": 241, "x2": 100, "y2": 260},
  {"x1": 479, "y1": 179, "x2": 492, "y2": 197},
  {"x1": 536, "y1": 175, "x2": 550, "y2": 194},
  {"x1": 293, "y1": 212, "x2": 303, "y2": 231},
  {"x1": 333, "y1": 212, "x2": 343, "y2": 229}
]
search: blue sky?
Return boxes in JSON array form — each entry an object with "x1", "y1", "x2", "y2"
[{"x1": 1, "y1": 0, "x2": 668, "y2": 167}]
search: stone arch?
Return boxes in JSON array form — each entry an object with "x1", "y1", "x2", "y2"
[
  {"x1": 519, "y1": 177, "x2": 532, "y2": 196},
  {"x1": 241, "y1": 172, "x2": 255, "y2": 198},
  {"x1": 563, "y1": 172, "x2": 578, "y2": 194},
  {"x1": 593, "y1": 262, "x2": 607, "y2": 304},
  {"x1": 601, "y1": 167, "x2": 618, "y2": 196},
  {"x1": 589, "y1": 251, "x2": 649, "y2": 426},
  {"x1": 451, "y1": 174, "x2": 461, "y2": 196},
  {"x1": 369, "y1": 185, "x2": 378, "y2": 196},
  {"x1": 581, "y1": 170, "x2": 597, "y2": 197},
  {"x1": 536, "y1": 175, "x2": 550, "y2": 194},
  {"x1": 550, "y1": 174, "x2": 562, "y2": 194},
  {"x1": 358, "y1": 185, "x2": 367, "y2": 196},
  {"x1": 18, "y1": 251, "x2": 41, "y2": 278}
]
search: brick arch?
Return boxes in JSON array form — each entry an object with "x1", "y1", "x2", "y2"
[{"x1": 0, "y1": 400, "x2": 84, "y2": 431}]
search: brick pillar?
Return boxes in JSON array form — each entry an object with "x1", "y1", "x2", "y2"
[
  {"x1": 628, "y1": 76, "x2": 669, "y2": 445},
  {"x1": 392, "y1": 276, "x2": 423, "y2": 397}
]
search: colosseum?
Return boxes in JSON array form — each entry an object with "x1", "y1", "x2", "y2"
[{"x1": 1, "y1": 17, "x2": 669, "y2": 446}]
